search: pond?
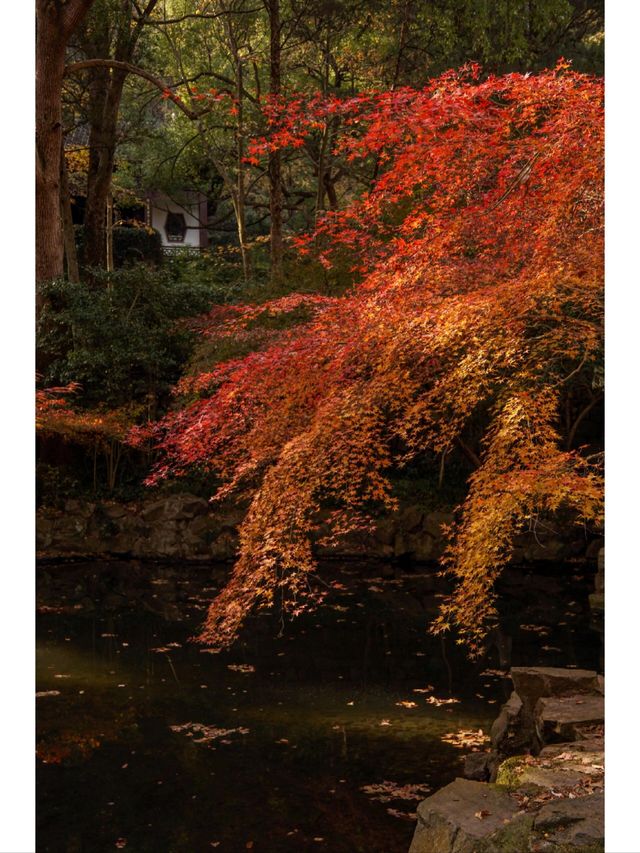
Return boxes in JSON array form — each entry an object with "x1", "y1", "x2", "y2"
[{"x1": 36, "y1": 560, "x2": 601, "y2": 852}]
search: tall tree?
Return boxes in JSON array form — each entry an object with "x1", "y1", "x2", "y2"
[
  {"x1": 74, "y1": 0, "x2": 158, "y2": 269},
  {"x1": 36, "y1": 0, "x2": 95, "y2": 289}
]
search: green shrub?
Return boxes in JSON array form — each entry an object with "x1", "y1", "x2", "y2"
[
  {"x1": 37, "y1": 267, "x2": 217, "y2": 410},
  {"x1": 74, "y1": 224, "x2": 163, "y2": 268}
]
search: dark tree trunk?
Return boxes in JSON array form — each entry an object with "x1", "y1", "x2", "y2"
[
  {"x1": 36, "y1": 4, "x2": 67, "y2": 291},
  {"x1": 60, "y1": 146, "x2": 80, "y2": 282},
  {"x1": 83, "y1": 67, "x2": 128, "y2": 269},
  {"x1": 78, "y1": 1, "x2": 158, "y2": 270},
  {"x1": 36, "y1": 0, "x2": 94, "y2": 294},
  {"x1": 267, "y1": 0, "x2": 284, "y2": 284}
]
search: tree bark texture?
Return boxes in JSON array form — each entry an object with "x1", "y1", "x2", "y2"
[{"x1": 36, "y1": 0, "x2": 95, "y2": 291}]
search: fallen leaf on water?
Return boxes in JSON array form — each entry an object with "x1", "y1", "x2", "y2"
[
  {"x1": 361, "y1": 781, "x2": 430, "y2": 803},
  {"x1": 396, "y1": 700, "x2": 418, "y2": 709},
  {"x1": 387, "y1": 808, "x2": 417, "y2": 821},
  {"x1": 425, "y1": 696, "x2": 460, "y2": 707},
  {"x1": 170, "y1": 722, "x2": 249, "y2": 744},
  {"x1": 441, "y1": 729, "x2": 489, "y2": 749}
]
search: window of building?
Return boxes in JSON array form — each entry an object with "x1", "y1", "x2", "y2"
[{"x1": 165, "y1": 211, "x2": 187, "y2": 242}]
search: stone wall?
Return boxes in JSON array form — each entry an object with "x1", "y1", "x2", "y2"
[{"x1": 36, "y1": 493, "x2": 601, "y2": 563}]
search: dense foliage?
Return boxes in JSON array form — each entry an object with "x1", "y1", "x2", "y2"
[
  {"x1": 74, "y1": 225, "x2": 164, "y2": 269},
  {"x1": 136, "y1": 65, "x2": 604, "y2": 653},
  {"x1": 38, "y1": 267, "x2": 216, "y2": 409}
]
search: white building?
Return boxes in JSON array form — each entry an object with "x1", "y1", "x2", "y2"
[{"x1": 146, "y1": 191, "x2": 209, "y2": 252}]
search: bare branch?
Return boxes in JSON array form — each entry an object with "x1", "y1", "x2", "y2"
[
  {"x1": 143, "y1": 8, "x2": 261, "y2": 25},
  {"x1": 65, "y1": 59, "x2": 210, "y2": 120}
]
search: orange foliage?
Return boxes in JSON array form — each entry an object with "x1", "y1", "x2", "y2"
[
  {"x1": 136, "y1": 65, "x2": 603, "y2": 652},
  {"x1": 37, "y1": 384, "x2": 135, "y2": 447}
]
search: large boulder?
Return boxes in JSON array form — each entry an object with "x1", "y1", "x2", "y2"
[
  {"x1": 496, "y1": 740, "x2": 604, "y2": 792},
  {"x1": 535, "y1": 694, "x2": 604, "y2": 742},
  {"x1": 409, "y1": 779, "x2": 531, "y2": 853},
  {"x1": 396, "y1": 530, "x2": 435, "y2": 562},
  {"x1": 141, "y1": 493, "x2": 209, "y2": 522},
  {"x1": 423, "y1": 511, "x2": 455, "y2": 539},
  {"x1": 145, "y1": 520, "x2": 182, "y2": 557},
  {"x1": 490, "y1": 668, "x2": 602, "y2": 758},
  {"x1": 400, "y1": 505, "x2": 425, "y2": 533},
  {"x1": 490, "y1": 691, "x2": 525, "y2": 754},
  {"x1": 532, "y1": 792, "x2": 604, "y2": 852},
  {"x1": 374, "y1": 517, "x2": 397, "y2": 546},
  {"x1": 510, "y1": 667, "x2": 600, "y2": 707},
  {"x1": 463, "y1": 751, "x2": 497, "y2": 782},
  {"x1": 410, "y1": 777, "x2": 604, "y2": 853}
]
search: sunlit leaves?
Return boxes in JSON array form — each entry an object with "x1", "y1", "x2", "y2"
[{"x1": 138, "y1": 65, "x2": 603, "y2": 651}]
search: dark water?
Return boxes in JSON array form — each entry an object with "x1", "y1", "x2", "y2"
[{"x1": 36, "y1": 560, "x2": 601, "y2": 853}]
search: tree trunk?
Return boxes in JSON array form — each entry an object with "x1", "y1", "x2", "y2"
[
  {"x1": 235, "y1": 59, "x2": 251, "y2": 282},
  {"x1": 83, "y1": 67, "x2": 128, "y2": 269},
  {"x1": 36, "y1": 4, "x2": 67, "y2": 291},
  {"x1": 60, "y1": 148, "x2": 80, "y2": 283},
  {"x1": 267, "y1": 0, "x2": 284, "y2": 285},
  {"x1": 36, "y1": 0, "x2": 95, "y2": 295}
]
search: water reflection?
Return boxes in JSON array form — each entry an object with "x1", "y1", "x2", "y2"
[{"x1": 37, "y1": 560, "x2": 600, "y2": 852}]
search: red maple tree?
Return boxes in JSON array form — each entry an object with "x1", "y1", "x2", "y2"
[{"x1": 133, "y1": 64, "x2": 604, "y2": 652}]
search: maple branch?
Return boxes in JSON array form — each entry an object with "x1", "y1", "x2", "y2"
[
  {"x1": 455, "y1": 437, "x2": 482, "y2": 469},
  {"x1": 144, "y1": 8, "x2": 261, "y2": 25},
  {"x1": 64, "y1": 59, "x2": 209, "y2": 120},
  {"x1": 566, "y1": 392, "x2": 604, "y2": 449},
  {"x1": 486, "y1": 152, "x2": 542, "y2": 213},
  {"x1": 559, "y1": 352, "x2": 588, "y2": 385}
]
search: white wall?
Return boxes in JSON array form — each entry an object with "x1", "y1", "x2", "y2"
[{"x1": 149, "y1": 194, "x2": 203, "y2": 249}]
